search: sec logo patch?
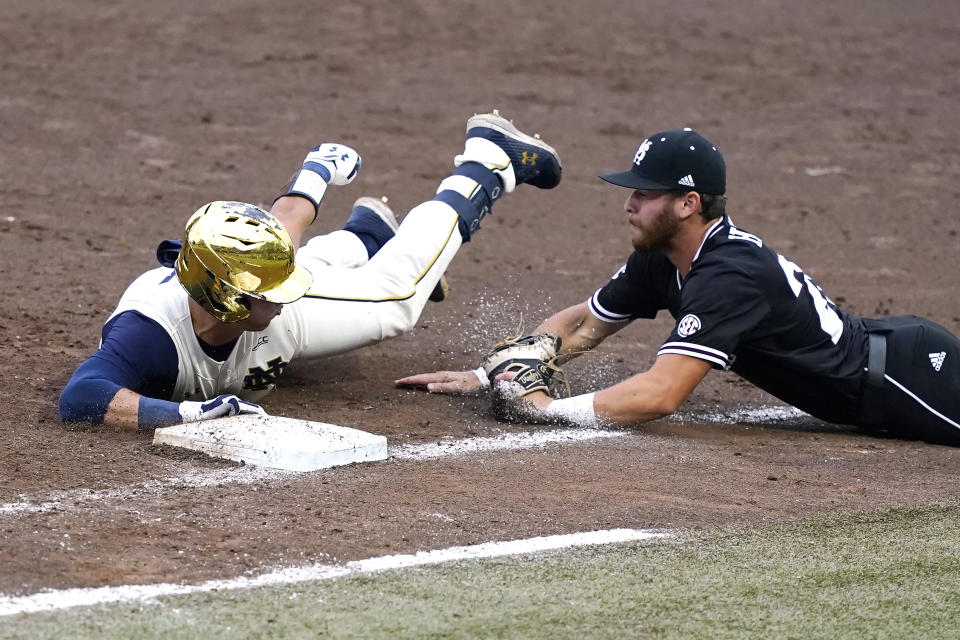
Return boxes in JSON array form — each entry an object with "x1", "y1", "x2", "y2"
[{"x1": 677, "y1": 314, "x2": 701, "y2": 337}]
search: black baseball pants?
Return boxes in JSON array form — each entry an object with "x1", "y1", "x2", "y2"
[{"x1": 862, "y1": 315, "x2": 960, "y2": 446}]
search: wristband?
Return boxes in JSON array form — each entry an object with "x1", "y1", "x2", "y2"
[
  {"x1": 544, "y1": 393, "x2": 598, "y2": 427},
  {"x1": 288, "y1": 162, "x2": 332, "y2": 210},
  {"x1": 472, "y1": 366, "x2": 491, "y2": 389},
  {"x1": 138, "y1": 396, "x2": 183, "y2": 430}
]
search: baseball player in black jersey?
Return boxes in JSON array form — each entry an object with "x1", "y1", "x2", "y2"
[{"x1": 398, "y1": 128, "x2": 960, "y2": 446}]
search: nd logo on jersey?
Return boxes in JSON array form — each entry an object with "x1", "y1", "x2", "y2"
[{"x1": 244, "y1": 357, "x2": 287, "y2": 391}]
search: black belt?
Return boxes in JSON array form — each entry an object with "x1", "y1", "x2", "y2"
[{"x1": 866, "y1": 332, "x2": 887, "y2": 387}]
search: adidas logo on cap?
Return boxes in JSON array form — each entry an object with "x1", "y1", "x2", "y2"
[
  {"x1": 678, "y1": 174, "x2": 695, "y2": 187},
  {"x1": 929, "y1": 351, "x2": 946, "y2": 371}
]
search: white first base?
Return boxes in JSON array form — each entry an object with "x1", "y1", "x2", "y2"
[{"x1": 153, "y1": 414, "x2": 388, "y2": 472}]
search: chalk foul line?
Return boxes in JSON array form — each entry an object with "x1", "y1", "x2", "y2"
[{"x1": 0, "y1": 528, "x2": 670, "y2": 617}]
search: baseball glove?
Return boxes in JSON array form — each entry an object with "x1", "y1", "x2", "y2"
[{"x1": 481, "y1": 333, "x2": 570, "y2": 399}]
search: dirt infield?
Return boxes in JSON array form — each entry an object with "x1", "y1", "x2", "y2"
[{"x1": 3, "y1": 0, "x2": 960, "y2": 597}]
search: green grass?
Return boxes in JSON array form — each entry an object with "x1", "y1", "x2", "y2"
[{"x1": 5, "y1": 503, "x2": 960, "y2": 639}]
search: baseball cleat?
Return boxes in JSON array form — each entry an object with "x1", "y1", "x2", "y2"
[
  {"x1": 348, "y1": 196, "x2": 399, "y2": 234},
  {"x1": 463, "y1": 109, "x2": 562, "y2": 190},
  {"x1": 429, "y1": 275, "x2": 450, "y2": 302}
]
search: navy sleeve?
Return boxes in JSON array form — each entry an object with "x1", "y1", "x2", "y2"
[{"x1": 58, "y1": 311, "x2": 179, "y2": 423}]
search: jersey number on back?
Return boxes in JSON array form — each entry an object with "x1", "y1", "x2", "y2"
[{"x1": 776, "y1": 255, "x2": 843, "y2": 344}]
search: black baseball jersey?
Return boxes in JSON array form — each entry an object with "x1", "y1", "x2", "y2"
[{"x1": 589, "y1": 215, "x2": 871, "y2": 425}]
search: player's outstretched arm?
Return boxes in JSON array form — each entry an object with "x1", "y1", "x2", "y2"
[
  {"x1": 531, "y1": 302, "x2": 625, "y2": 363},
  {"x1": 270, "y1": 195, "x2": 317, "y2": 250},
  {"x1": 592, "y1": 354, "x2": 711, "y2": 423},
  {"x1": 58, "y1": 311, "x2": 266, "y2": 432},
  {"x1": 59, "y1": 369, "x2": 266, "y2": 432},
  {"x1": 394, "y1": 301, "x2": 627, "y2": 394},
  {"x1": 59, "y1": 369, "x2": 143, "y2": 431},
  {"x1": 272, "y1": 142, "x2": 362, "y2": 247},
  {"x1": 492, "y1": 353, "x2": 711, "y2": 427},
  {"x1": 111, "y1": 389, "x2": 266, "y2": 431}
]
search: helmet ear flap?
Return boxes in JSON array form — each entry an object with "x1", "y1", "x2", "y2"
[{"x1": 206, "y1": 271, "x2": 250, "y2": 317}]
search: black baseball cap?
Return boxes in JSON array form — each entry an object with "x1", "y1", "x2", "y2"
[{"x1": 599, "y1": 128, "x2": 726, "y2": 195}]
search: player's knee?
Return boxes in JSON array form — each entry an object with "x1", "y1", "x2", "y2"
[
  {"x1": 379, "y1": 304, "x2": 421, "y2": 338},
  {"x1": 384, "y1": 310, "x2": 418, "y2": 337}
]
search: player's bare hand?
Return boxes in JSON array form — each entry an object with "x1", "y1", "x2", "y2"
[{"x1": 394, "y1": 370, "x2": 485, "y2": 394}]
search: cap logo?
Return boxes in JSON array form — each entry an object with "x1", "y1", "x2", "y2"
[
  {"x1": 633, "y1": 139, "x2": 652, "y2": 165},
  {"x1": 678, "y1": 174, "x2": 695, "y2": 187}
]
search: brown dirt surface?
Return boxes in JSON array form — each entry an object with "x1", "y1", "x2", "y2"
[{"x1": 3, "y1": 0, "x2": 960, "y2": 597}]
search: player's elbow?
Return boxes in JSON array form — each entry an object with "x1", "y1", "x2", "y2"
[
  {"x1": 644, "y1": 384, "x2": 694, "y2": 421},
  {"x1": 58, "y1": 381, "x2": 95, "y2": 423},
  {"x1": 58, "y1": 374, "x2": 117, "y2": 424},
  {"x1": 654, "y1": 402, "x2": 680, "y2": 421},
  {"x1": 633, "y1": 397, "x2": 679, "y2": 423},
  {"x1": 658, "y1": 388, "x2": 690, "y2": 415}
]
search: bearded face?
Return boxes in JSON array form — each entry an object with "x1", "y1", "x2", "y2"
[{"x1": 627, "y1": 192, "x2": 682, "y2": 252}]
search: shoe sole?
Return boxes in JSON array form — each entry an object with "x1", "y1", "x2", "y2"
[
  {"x1": 465, "y1": 113, "x2": 561, "y2": 165},
  {"x1": 352, "y1": 196, "x2": 399, "y2": 233}
]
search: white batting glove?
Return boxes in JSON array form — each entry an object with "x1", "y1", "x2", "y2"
[
  {"x1": 178, "y1": 394, "x2": 267, "y2": 423},
  {"x1": 305, "y1": 143, "x2": 361, "y2": 185},
  {"x1": 287, "y1": 143, "x2": 362, "y2": 209}
]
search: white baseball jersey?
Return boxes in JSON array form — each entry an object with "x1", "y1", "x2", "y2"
[{"x1": 106, "y1": 200, "x2": 462, "y2": 403}]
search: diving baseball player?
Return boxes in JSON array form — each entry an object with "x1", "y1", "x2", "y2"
[
  {"x1": 59, "y1": 112, "x2": 562, "y2": 431},
  {"x1": 398, "y1": 128, "x2": 960, "y2": 446}
]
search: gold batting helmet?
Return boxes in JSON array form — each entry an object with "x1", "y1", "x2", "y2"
[{"x1": 175, "y1": 201, "x2": 313, "y2": 322}]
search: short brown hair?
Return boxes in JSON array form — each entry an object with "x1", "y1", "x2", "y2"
[{"x1": 668, "y1": 190, "x2": 727, "y2": 222}]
